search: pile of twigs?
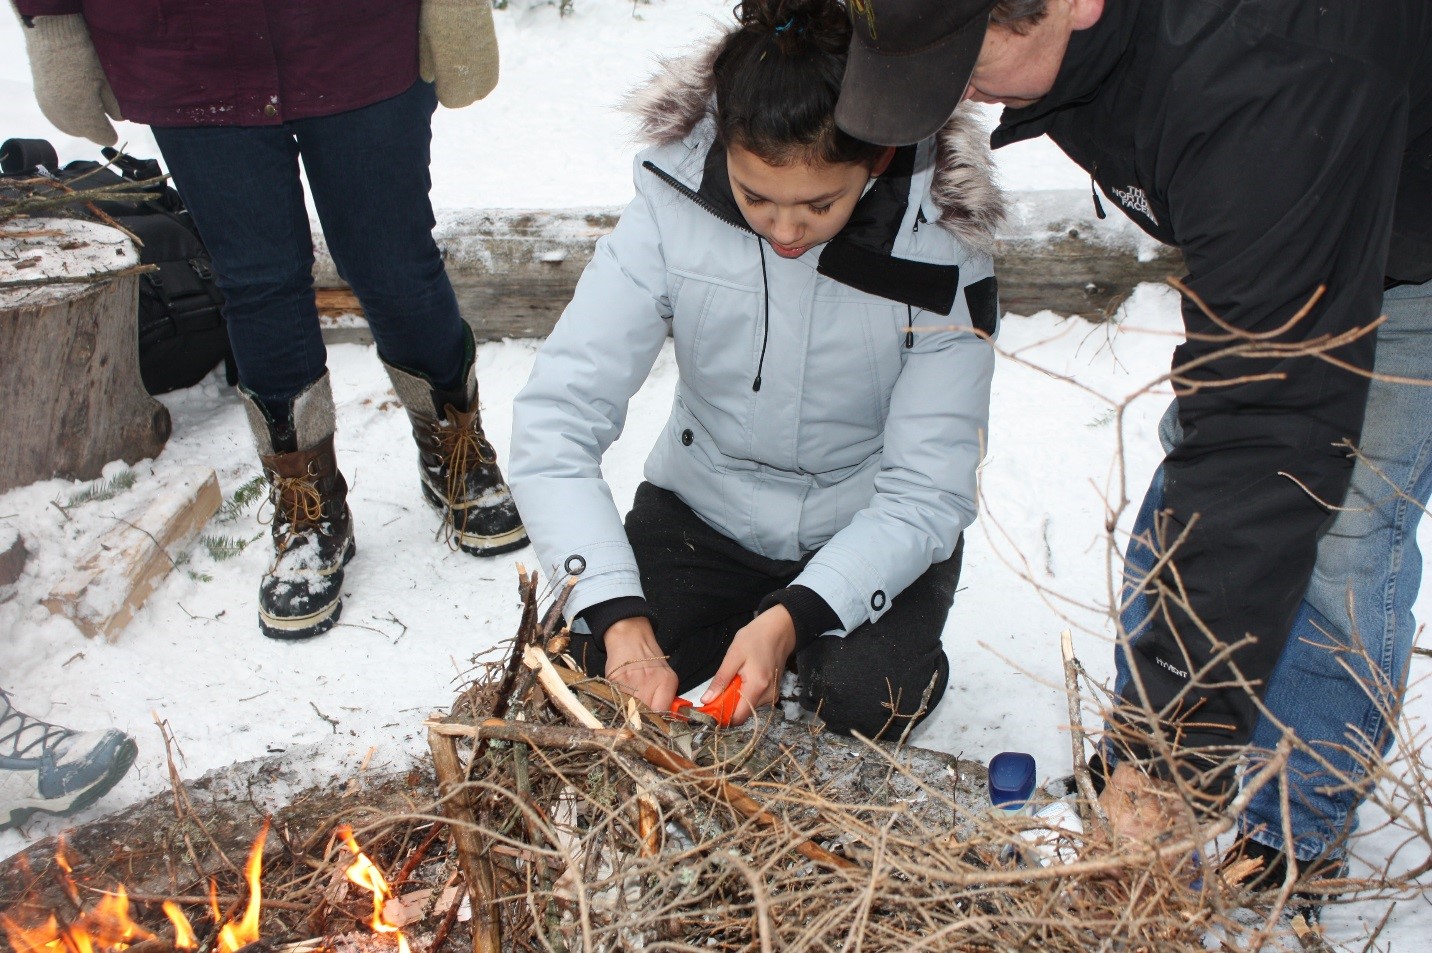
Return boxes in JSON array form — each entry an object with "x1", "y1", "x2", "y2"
[{"x1": 422, "y1": 571, "x2": 1406, "y2": 953}]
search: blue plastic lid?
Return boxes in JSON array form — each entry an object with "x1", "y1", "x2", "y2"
[{"x1": 988, "y1": 751, "x2": 1037, "y2": 810}]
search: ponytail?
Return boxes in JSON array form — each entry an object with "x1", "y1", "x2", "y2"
[{"x1": 713, "y1": 0, "x2": 886, "y2": 166}]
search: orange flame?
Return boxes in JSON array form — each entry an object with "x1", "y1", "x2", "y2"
[
  {"x1": 1, "y1": 886, "x2": 154, "y2": 953},
  {"x1": 216, "y1": 820, "x2": 268, "y2": 953},
  {"x1": 161, "y1": 902, "x2": 197, "y2": 951},
  {"x1": 337, "y1": 826, "x2": 410, "y2": 953},
  {"x1": 5, "y1": 817, "x2": 410, "y2": 953}
]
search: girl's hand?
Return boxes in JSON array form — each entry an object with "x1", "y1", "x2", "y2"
[
  {"x1": 702, "y1": 605, "x2": 797, "y2": 726},
  {"x1": 603, "y1": 617, "x2": 679, "y2": 714}
]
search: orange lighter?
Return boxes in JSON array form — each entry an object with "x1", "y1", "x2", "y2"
[{"x1": 669, "y1": 675, "x2": 744, "y2": 727}]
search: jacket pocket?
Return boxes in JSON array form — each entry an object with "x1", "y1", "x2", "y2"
[
  {"x1": 803, "y1": 298, "x2": 902, "y2": 439},
  {"x1": 84, "y1": 1, "x2": 191, "y2": 46},
  {"x1": 670, "y1": 271, "x2": 762, "y2": 395}
]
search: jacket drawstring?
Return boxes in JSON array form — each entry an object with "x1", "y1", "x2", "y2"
[
  {"x1": 1090, "y1": 165, "x2": 1107, "y2": 220},
  {"x1": 753, "y1": 239, "x2": 770, "y2": 392},
  {"x1": 906, "y1": 304, "x2": 915, "y2": 349}
]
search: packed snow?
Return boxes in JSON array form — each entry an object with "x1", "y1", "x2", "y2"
[{"x1": 2, "y1": 1, "x2": 1428, "y2": 947}]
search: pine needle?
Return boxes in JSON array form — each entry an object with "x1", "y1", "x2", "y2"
[
  {"x1": 217, "y1": 475, "x2": 267, "y2": 523},
  {"x1": 63, "y1": 470, "x2": 138, "y2": 508},
  {"x1": 200, "y1": 533, "x2": 262, "y2": 562}
]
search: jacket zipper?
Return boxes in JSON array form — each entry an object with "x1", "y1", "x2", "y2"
[
  {"x1": 1089, "y1": 164, "x2": 1107, "y2": 220},
  {"x1": 641, "y1": 161, "x2": 754, "y2": 235},
  {"x1": 643, "y1": 160, "x2": 772, "y2": 391}
]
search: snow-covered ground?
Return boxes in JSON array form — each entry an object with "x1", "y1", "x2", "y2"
[{"x1": 3, "y1": 2, "x2": 1429, "y2": 948}]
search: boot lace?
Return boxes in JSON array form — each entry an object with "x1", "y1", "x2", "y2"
[
  {"x1": 0, "y1": 689, "x2": 73, "y2": 761},
  {"x1": 434, "y1": 416, "x2": 496, "y2": 549},
  {"x1": 259, "y1": 470, "x2": 329, "y2": 565}
]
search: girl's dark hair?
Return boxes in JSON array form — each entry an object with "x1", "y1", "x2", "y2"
[{"x1": 713, "y1": 0, "x2": 886, "y2": 167}]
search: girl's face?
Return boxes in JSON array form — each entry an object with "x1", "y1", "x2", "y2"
[{"x1": 727, "y1": 144, "x2": 893, "y2": 259}]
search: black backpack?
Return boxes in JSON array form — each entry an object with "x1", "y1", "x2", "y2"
[{"x1": 0, "y1": 137, "x2": 236, "y2": 395}]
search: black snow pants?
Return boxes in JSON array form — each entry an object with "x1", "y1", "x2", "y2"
[{"x1": 567, "y1": 482, "x2": 962, "y2": 739}]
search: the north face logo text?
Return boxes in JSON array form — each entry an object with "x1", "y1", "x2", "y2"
[{"x1": 1111, "y1": 184, "x2": 1158, "y2": 226}]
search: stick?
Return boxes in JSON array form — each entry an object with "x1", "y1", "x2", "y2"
[
  {"x1": 0, "y1": 262, "x2": 156, "y2": 289},
  {"x1": 427, "y1": 730, "x2": 502, "y2": 953},
  {"x1": 520, "y1": 645, "x2": 663, "y2": 857},
  {"x1": 1061, "y1": 629, "x2": 1105, "y2": 831},
  {"x1": 433, "y1": 712, "x2": 857, "y2": 872}
]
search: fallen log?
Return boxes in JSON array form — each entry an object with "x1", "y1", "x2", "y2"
[{"x1": 313, "y1": 190, "x2": 1183, "y2": 343}]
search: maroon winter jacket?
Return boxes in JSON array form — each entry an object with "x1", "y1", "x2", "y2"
[{"x1": 15, "y1": 0, "x2": 422, "y2": 127}]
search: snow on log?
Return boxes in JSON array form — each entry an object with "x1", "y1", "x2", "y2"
[
  {"x1": 312, "y1": 190, "x2": 1183, "y2": 343},
  {"x1": 0, "y1": 218, "x2": 171, "y2": 493},
  {"x1": 43, "y1": 466, "x2": 221, "y2": 641}
]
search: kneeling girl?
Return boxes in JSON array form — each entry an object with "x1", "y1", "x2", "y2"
[{"x1": 509, "y1": 0, "x2": 1004, "y2": 737}]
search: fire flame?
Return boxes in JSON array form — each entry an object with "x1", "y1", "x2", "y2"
[
  {"x1": 216, "y1": 822, "x2": 268, "y2": 953},
  {"x1": 337, "y1": 825, "x2": 410, "y2": 953},
  {"x1": 1, "y1": 886, "x2": 153, "y2": 953},
  {"x1": 4, "y1": 819, "x2": 408, "y2": 953},
  {"x1": 161, "y1": 902, "x2": 197, "y2": 951}
]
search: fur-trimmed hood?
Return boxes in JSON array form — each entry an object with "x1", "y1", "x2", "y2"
[{"x1": 623, "y1": 37, "x2": 1005, "y2": 255}]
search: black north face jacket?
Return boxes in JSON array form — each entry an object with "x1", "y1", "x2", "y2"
[{"x1": 992, "y1": 0, "x2": 1432, "y2": 777}]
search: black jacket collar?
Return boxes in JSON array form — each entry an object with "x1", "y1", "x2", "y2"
[
  {"x1": 647, "y1": 143, "x2": 964, "y2": 316},
  {"x1": 991, "y1": 0, "x2": 1145, "y2": 149}
]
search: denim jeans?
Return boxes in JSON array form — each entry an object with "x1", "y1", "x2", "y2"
[
  {"x1": 1116, "y1": 278, "x2": 1432, "y2": 861},
  {"x1": 152, "y1": 80, "x2": 466, "y2": 411}
]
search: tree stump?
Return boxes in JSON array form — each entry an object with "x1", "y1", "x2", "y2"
[{"x1": 0, "y1": 220, "x2": 171, "y2": 494}]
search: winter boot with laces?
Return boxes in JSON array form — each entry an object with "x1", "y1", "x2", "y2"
[
  {"x1": 0, "y1": 687, "x2": 137, "y2": 830},
  {"x1": 383, "y1": 331, "x2": 527, "y2": 557},
  {"x1": 240, "y1": 372, "x2": 356, "y2": 640}
]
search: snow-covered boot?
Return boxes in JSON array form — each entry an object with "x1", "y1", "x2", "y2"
[
  {"x1": 0, "y1": 688, "x2": 137, "y2": 830},
  {"x1": 383, "y1": 331, "x2": 527, "y2": 557},
  {"x1": 240, "y1": 372, "x2": 356, "y2": 640}
]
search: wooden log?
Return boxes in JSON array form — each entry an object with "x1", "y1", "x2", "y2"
[
  {"x1": 426, "y1": 727, "x2": 502, "y2": 953},
  {"x1": 311, "y1": 193, "x2": 1185, "y2": 345},
  {"x1": 0, "y1": 220, "x2": 171, "y2": 493},
  {"x1": 43, "y1": 467, "x2": 221, "y2": 641}
]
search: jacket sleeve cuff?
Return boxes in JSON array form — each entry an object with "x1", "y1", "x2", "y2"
[
  {"x1": 758, "y1": 586, "x2": 840, "y2": 653},
  {"x1": 15, "y1": 3, "x2": 85, "y2": 20},
  {"x1": 1106, "y1": 711, "x2": 1239, "y2": 812},
  {"x1": 579, "y1": 596, "x2": 657, "y2": 648}
]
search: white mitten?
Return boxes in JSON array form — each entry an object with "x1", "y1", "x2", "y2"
[
  {"x1": 20, "y1": 14, "x2": 123, "y2": 147},
  {"x1": 418, "y1": 0, "x2": 500, "y2": 109}
]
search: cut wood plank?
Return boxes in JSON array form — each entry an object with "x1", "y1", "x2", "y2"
[
  {"x1": 43, "y1": 467, "x2": 221, "y2": 641},
  {"x1": 315, "y1": 287, "x2": 362, "y2": 317}
]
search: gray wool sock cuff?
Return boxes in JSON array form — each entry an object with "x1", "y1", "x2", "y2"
[
  {"x1": 385, "y1": 359, "x2": 476, "y2": 418},
  {"x1": 239, "y1": 372, "x2": 336, "y2": 455}
]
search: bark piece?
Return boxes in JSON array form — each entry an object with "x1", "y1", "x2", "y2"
[
  {"x1": 0, "y1": 528, "x2": 26, "y2": 591},
  {"x1": 43, "y1": 467, "x2": 221, "y2": 641}
]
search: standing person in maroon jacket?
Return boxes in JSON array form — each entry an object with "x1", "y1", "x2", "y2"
[{"x1": 13, "y1": 1, "x2": 528, "y2": 643}]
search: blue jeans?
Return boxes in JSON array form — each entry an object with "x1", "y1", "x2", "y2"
[
  {"x1": 152, "y1": 80, "x2": 466, "y2": 410},
  {"x1": 1117, "y1": 278, "x2": 1432, "y2": 861}
]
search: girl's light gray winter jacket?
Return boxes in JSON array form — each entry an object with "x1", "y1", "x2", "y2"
[{"x1": 509, "y1": 46, "x2": 1005, "y2": 636}]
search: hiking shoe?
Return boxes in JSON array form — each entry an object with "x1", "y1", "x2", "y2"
[
  {"x1": 384, "y1": 329, "x2": 527, "y2": 557},
  {"x1": 0, "y1": 689, "x2": 137, "y2": 830},
  {"x1": 241, "y1": 373, "x2": 356, "y2": 640}
]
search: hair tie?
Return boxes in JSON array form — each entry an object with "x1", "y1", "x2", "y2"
[{"x1": 774, "y1": 17, "x2": 797, "y2": 34}]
